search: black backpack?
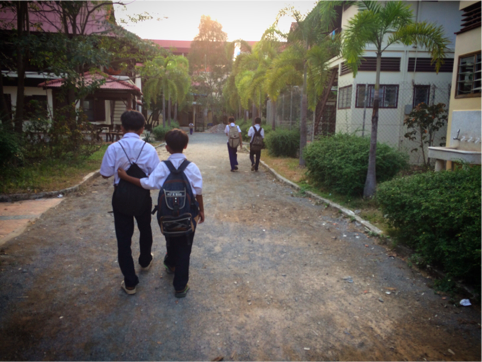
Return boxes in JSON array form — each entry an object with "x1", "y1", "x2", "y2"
[
  {"x1": 112, "y1": 141, "x2": 150, "y2": 216},
  {"x1": 250, "y1": 126, "x2": 264, "y2": 151},
  {"x1": 154, "y1": 159, "x2": 199, "y2": 236}
]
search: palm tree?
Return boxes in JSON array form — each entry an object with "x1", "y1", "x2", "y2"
[
  {"x1": 268, "y1": 4, "x2": 339, "y2": 165},
  {"x1": 342, "y1": 1, "x2": 450, "y2": 198},
  {"x1": 140, "y1": 54, "x2": 190, "y2": 127}
]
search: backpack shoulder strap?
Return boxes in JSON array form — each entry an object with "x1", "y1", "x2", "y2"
[
  {"x1": 135, "y1": 141, "x2": 147, "y2": 162},
  {"x1": 254, "y1": 127, "x2": 262, "y2": 136},
  {"x1": 177, "y1": 159, "x2": 191, "y2": 172},
  {"x1": 163, "y1": 159, "x2": 191, "y2": 174},
  {"x1": 118, "y1": 142, "x2": 132, "y2": 165}
]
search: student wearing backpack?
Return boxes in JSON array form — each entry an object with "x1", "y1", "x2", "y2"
[
  {"x1": 118, "y1": 129, "x2": 204, "y2": 298},
  {"x1": 224, "y1": 116, "x2": 243, "y2": 172},
  {"x1": 247, "y1": 117, "x2": 265, "y2": 172},
  {"x1": 100, "y1": 110, "x2": 160, "y2": 295}
]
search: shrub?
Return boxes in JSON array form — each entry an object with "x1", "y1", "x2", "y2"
[
  {"x1": 0, "y1": 124, "x2": 24, "y2": 167},
  {"x1": 265, "y1": 128, "x2": 300, "y2": 157},
  {"x1": 152, "y1": 125, "x2": 172, "y2": 141},
  {"x1": 304, "y1": 133, "x2": 408, "y2": 196},
  {"x1": 377, "y1": 166, "x2": 481, "y2": 285}
]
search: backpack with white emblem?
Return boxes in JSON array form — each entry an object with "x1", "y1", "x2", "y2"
[{"x1": 154, "y1": 160, "x2": 199, "y2": 236}]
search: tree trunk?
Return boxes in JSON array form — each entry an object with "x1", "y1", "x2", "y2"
[
  {"x1": 251, "y1": 102, "x2": 256, "y2": 125},
  {"x1": 14, "y1": 2, "x2": 29, "y2": 134},
  {"x1": 299, "y1": 62, "x2": 308, "y2": 166},
  {"x1": 174, "y1": 102, "x2": 177, "y2": 123},
  {"x1": 363, "y1": 52, "x2": 382, "y2": 198},
  {"x1": 271, "y1": 99, "x2": 276, "y2": 131},
  {"x1": 162, "y1": 93, "x2": 166, "y2": 127},
  {"x1": 168, "y1": 97, "x2": 171, "y2": 126},
  {"x1": 0, "y1": 72, "x2": 12, "y2": 129}
]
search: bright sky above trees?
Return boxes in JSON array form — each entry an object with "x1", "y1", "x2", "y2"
[{"x1": 114, "y1": 0, "x2": 317, "y2": 41}]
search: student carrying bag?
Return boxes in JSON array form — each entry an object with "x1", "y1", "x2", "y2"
[
  {"x1": 153, "y1": 160, "x2": 200, "y2": 237},
  {"x1": 250, "y1": 126, "x2": 264, "y2": 151},
  {"x1": 228, "y1": 125, "x2": 240, "y2": 148},
  {"x1": 112, "y1": 142, "x2": 150, "y2": 216}
]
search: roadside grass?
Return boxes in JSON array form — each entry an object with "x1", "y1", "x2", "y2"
[
  {"x1": 0, "y1": 144, "x2": 109, "y2": 195},
  {"x1": 261, "y1": 150, "x2": 389, "y2": 232}
]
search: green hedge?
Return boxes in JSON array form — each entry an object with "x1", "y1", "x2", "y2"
[
  {"x1": 152, "y1": 121, "x2": 180, "y2": 141},
  {"x1": 304, "y1": 133, "x2": 408, "y2": 196},
  {"x1": 377, "y1": 166, "x2": 481, "y2": 285},
  {"x1": 264, "y1": 128, "x2": 299, "y2": 157}
]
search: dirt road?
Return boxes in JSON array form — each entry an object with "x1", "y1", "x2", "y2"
[{"x1": 0, "y1": 133, "x2": 480, "y2": 361}]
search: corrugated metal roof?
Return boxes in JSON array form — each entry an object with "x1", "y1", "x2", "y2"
[{"x1": 38, "y1": 72, "x2": 141, "y2": 96}]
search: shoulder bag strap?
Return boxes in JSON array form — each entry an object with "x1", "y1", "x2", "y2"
[
  {"x1": 118, "y1": 142, "x2": 132, "y2": 165},
  {"x1": 135, "y1": 141, "x2": 147, "y2": 163}
]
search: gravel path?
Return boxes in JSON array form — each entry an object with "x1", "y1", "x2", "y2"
[{"x1": 0, "y1": 133, "x2": 480, "y2": 361}]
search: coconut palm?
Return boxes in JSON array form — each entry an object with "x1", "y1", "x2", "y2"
[
  {"x1": 342, "y1": 1, "x2": 450, "y2": 197},
  {"x1": 140, "y1": 54, "x2": 190, "y2": 127}
]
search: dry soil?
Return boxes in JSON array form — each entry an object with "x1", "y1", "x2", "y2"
[{"x1": 0, "y1": 133, "x2": 480, "y2": 361}]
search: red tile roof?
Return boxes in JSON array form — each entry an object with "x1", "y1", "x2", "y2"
[
  {"x1": 38, "y1": 72, "x2": 141, "y2": 96},
  {"x1": 148, "y1": 39, "x2": 192, "y2": 54}
]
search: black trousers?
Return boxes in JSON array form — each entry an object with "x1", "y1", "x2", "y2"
[
  {"x1": 112, "y1": 193, "x2": 153, "y2": 288},
  {"x1": 250, "y1": 149, "x2": 261, "y2": 171},
  {"x1": 164, "y1": 229, "x2": 195, "y2": 291}
]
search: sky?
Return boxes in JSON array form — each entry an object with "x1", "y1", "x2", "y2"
[{"x1": 113, "y1": 0, "x2": 318, "y2": 41}]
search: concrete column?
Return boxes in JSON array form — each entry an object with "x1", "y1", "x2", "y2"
[
  {"x1": 435, "y1": 159, "x2": 445, "y2": 172},
  {"x1": 46, "y1": 89, "x2": 53, "y2": 121}
]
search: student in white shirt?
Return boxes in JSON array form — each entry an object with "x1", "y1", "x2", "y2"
[
  {"x1": 118, "y1": 129, "x2": 204, "y2": 298},
  {"x1": 100, "y1": 110, "x2": 160, "y2": 295},
  {"x1": 247, "y1": 117, "x2": 265, "y2": 171},
  {"x1": 224, "y1": 116, "x2": 243, "y2": 172}
]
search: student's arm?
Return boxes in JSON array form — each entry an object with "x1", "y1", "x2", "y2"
[
  {"x1": 117, "y1": 168, "x2": 142, "y2": 187},
  {"x1": 238, "y1": 126, "x2": 243, "y2": 148},
  {"x1": 196, "y1": 194, "x2": 205, "y2": 224}
]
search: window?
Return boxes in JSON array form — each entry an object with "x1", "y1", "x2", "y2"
[
  {"x1": 413, "y1": 85, "x2": 430, "y2": 107},
  {"x1": 338, "y1": 85, "x2": 352, "y2": 109},
  {"x1": 456, "y1": 52, "x2": 481, "y2": 97},
  {"x1": 355, "y1": 85, "x2": 399, "y2": 108}
]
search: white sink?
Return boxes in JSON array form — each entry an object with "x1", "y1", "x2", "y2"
[{"x1": 428, "y1": 146, "x2": 481, "y2": 164}]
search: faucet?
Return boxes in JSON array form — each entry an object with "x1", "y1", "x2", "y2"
[
  {"x1": 467, "y1": 137, "x2": 473, "y2": 143},
  {"x1": 475, "y1": 138, "x2": 480, "y2": 144},
  {"x1": 460, "y1": 136, "x2": 466, "y2": 142}
]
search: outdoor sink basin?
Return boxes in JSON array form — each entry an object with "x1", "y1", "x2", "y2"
[{"x1": 428, "y1": 146, "x2": 481, "y2": 164}]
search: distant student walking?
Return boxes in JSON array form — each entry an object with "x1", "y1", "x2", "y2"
[
  {"x1": 189, "y1": 122, "x2": 194, "y2": 135},
  {"x1": 247, "y1": 117, "x2": 265, "y2": 172},
  {"x1": 100, "y1": 110, "x2": 160, "y2": 295},
  {"x1": 225, "y1": 117, "x2": 242, "y2": 172}
]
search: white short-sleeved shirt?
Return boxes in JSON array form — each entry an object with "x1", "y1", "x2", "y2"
[
  {"x1": 247, "y1": 124, "x2": 265, "y2": 142},
  {"x1": 100, "y1": 133, "x2": 160, "y2": 185},
  {"x1": 225, "y1": 123, "x2": 241, "y2": 139},
  {"x1": 140, "y1": 153, "x2": 203, "y2": 196}
]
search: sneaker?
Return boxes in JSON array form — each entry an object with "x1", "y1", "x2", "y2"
[
  {"x1": 251, "y1": 165, "x2": 255, "y2": 171},
  {"x1": 175, "y1": 285, "x2": 190, "y2": 298},
  {"x1": 121, "y1": 281, "x2": 136, "y2": 295},
  {"x1": 164, "y1": 263, "x2": 175, "y2": 274},
  {"x1": 140, "y1": 253, "x2": 153, "y2": 271},
  {"x1": 234, "y1": 166, "x2": 238, "y2": 170}
]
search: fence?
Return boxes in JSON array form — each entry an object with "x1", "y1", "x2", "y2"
[{"x1": 266, "y1": 80, "x2": 451, "y2": 165}]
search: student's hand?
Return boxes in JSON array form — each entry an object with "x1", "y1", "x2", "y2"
[
  {"x1": 117, "y1": 167, "x2": 127, "y2": 179},
  {"x1": 198, "y1": 211, "x2": 205, "y2": 224}
]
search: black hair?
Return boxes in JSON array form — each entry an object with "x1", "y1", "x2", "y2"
[
  {"x1": 121, "y1": 110, "x2": 145, "y2": 131},
  {"x1": 228, "y1": 116, "x2": 235, "y2": 123},
  {"x1": 255, "y1": 117, "x2": 261, "y2": 124},
  {"x1": 165, "y1": 128, "x2": 189, "y2": 152}
]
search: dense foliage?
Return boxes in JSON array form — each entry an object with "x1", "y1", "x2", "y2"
[
  {"x1": 264, "y1": 128, "x2": 300, "y2": 158},
  {"x1": 152, "y1": 121, "x2": 180, "y2": 141},
  {"x1": 377, "y1": 166, "x2": 481, "y2": 285},
  {"x1": 304, "y1": 134, "x2": 408, "y2": 196}
]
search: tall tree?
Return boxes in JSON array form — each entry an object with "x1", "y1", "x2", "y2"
[
  {"x1": 342, "y1": 1, "x2": 449, "y2": 197},
  {"x1": 188, "y1": 15, "x2": 229, "y2": 119},
  {"x1": 139, "y1": 55, "x2": 190, "y2": 127}
]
